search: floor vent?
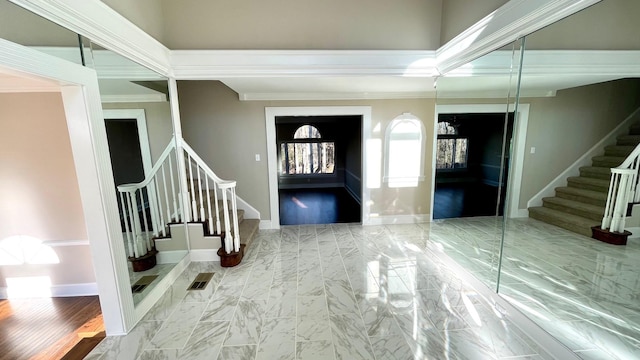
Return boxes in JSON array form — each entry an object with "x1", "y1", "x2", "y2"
[
  {"x1": 131, "y1": 275, "x2": 158, "y2": 293},
  {"x1": 188, "y1": 272, "x2": 214, "y2": 291}
]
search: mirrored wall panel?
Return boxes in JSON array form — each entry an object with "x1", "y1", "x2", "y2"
[
  {"x1": 497, "y1": 2, "x2": 640, "y2": 359},
  {"x1": 431, "y1": 39, "x2": 524, "y2": 291},
  {"x1": 87, "y1": 42, "x2": 188, "y2": 306}
]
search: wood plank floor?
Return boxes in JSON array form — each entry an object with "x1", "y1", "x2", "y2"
[
  {"x1": 279, "y1": 187, "x2": 361, "y2": 225},
  {"x1": 0, "y1": 296, "x2": 104, "y2": 360}
]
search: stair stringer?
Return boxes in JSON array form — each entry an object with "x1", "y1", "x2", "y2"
[{"x1": 527, "y1": 106, "x2": 640, "y2": 209}]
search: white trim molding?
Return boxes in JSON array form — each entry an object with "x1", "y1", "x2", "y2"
[
  {"x1": 171, "y1": 50, "x2": 437, "y2": 79},
  {"x1": 436, "y1": 0, "x2": 602, "y2": 75},
  {"x1": 9, "y1": 0, "x2": 171, "y2": 76},
  {"x1": 0, "y1": 283, "x2": 99, "y2": 300},
  {"x1": 366, "y1": 214, "x2": 430, "y2": 226}
]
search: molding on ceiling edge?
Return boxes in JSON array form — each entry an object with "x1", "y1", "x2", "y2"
[
  {"x1": 171, "y1": 50, "x2": 437, "y2": 78},
  {"x1": 436, "y1": 0, "x2": 602, "y2": 75},
  {"x1": 9, "y1": 0, "x2": 172, "y2": 77},
  {"x1": 9, "y1": 0, "x2": 601, "y2": 80}
]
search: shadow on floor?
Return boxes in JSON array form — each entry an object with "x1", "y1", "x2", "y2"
[
  {"x1": 433, "y1": 183, "x2": 503, "y2": 219},
  {"x1": 279, "y1": 187, "x2": 360, "y2": 225}
]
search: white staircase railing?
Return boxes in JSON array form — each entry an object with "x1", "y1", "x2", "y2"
[
  {"x1": 601, "y1": 144, "x2": 640, "y2": 233},
  {"x1": 182, "y1": 141, "x2": 240, "y2": 254},
  {"x1": 117, "y1": 140, "x2": 181, "y2": 259},
  {"x1": 117, "y1": 137, "x2": 241, "y2": 259}
]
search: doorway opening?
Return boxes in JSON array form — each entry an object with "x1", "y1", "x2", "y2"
[
  {"x1": 433, "y1": 112, "x2": 514, "y2": 219},
  {"x1": 276, "y1": 116, "x2": 362, "y2": 225}
]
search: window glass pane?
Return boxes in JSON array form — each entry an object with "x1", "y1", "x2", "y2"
[
  {"x1": 455, "y1": 138, "x2": 468, "y2": 167},
  {"x1": 293, "y1": 125, "x2": 321, "y2": 139}
]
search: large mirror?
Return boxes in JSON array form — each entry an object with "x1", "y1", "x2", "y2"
[
  {"x1": 0, "y1": 0, "x2": 187, "y2": 317},
  {"x1": 86, "y1": 42, "x2": 188, "y2": 306},
  {"x1": 497, "y1": 2, "x2": 640, "y2": 359}
]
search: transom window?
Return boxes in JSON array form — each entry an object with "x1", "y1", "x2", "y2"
[
  {"x1": 436, "y1": 120, "x2": 468, "y2": 169},
  {"x1": 280, "y1": 125, "x2": 335, "y2": 175}
]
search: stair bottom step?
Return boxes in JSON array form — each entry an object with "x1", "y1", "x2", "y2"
[{"x1": 528, "y1": 207, "x2": 599, "y2": 237}]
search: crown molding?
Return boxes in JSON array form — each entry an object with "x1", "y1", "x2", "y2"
[
  {"x1": 101, "y1": 94, "x2": 167, "y2": 103},
  {"x1": 238, "y1": 91, "x2": 434, "y2": 101},
  {"x1": 9, "y1": 0, "x2": 171, "y2": 77},
  {"x1": 436, "y1": 0, "x2": 602, "y2": 75},
  {"x1": 171, "y1": 50, "x2": 437, "y2": 79}
]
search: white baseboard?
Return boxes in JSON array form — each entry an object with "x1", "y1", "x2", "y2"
[
  {"x1": 364, "y1": 214, "x2": 430, "y2": 225},
  {"x1": 260, "y1": 220, "x2": 278, "y2": 229},
  {"x1": 156, "y1": 250, "x2": 188, "y2": 264},
  {"x1": 0, "y1": 282, "x2": 98, "y2": 299},
  {"x1": 512, "y1": 209, "x2": 529, "y2": 218},
  {"x1": 625, "y1": 227, "x2": 640, "y2": 239},
  {"x1": 190, "y1": 249, "x2": 221, "y2": 262}
]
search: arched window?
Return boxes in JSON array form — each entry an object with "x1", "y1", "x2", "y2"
[
  {"x1": 280, "y1": 125, "x2": 335, "y2": 175},
  {"x1": 384, "y1": 113, "x2": 425, "y2": 188}
]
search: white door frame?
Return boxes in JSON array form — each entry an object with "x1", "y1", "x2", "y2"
[
  {"x1": 265, "y1": 106, "x2": 372, "y2": 229},
  {"x1": 432, "y1": 104, "x2": 529, "y2": 219},
  {"x1": 0, "y1": 38, "x2": 135, "y2": 335}
]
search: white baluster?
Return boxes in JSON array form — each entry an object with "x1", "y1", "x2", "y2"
[
  {"x1": 214, "y1": 183, "x2": 221, "y2": 235},
  {"x1": 120, "y1": 192, "x2": 134, "y2": 258},
  {"x1": 148, "y1": 179, "x2": 160, "y2": 237},
  {"x1": 154, "y1": 177, "x2": 166, "y2": 237},
  {"x1": 198, "y1": 166, "x2": 205, "y2": 222},
  {"x1": 161, "y1": 163, "x2": 170, "y2": 229},
  {"x1": 188, "y1": 155, "x2": 197, "y2": 221},
  {"x1": 140, "y1": 190, "x2": 151, "y2": 251},
  {"x1": 205, "y1": 176, "x2": 213, "y2": 235},
  {"x1": 231, "y1": 187, "x2": 240, "y2": 252},
  {"x1": 168, "y1": 155, "x2": 178, "y2": 222},
  {"x1": 611, "y1": 172, "x2": 630, "y2": 232},
  {"x1": 602, "y1": 172, "x2": 616, "y2": 230},
  {"x1": 126, "y1": 192, "x2": 140, "y2": 258}
]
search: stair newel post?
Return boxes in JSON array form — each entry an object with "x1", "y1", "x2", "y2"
[
  {"x1": 168, "y1": 154, "x2": 179, "y2": 222},
  {"x1": 154, "y1": 174, "x2": 166, "y2": 237},
  {"x1": 188, "y1": 154, "x2": 197, "y2": 221},
  {"x1": 197, "y1": 165, "x2": 205, "y2": 222},
  {"x1": 611, "y1": 169, "x2": 632, "y2": 232},
  {"x1": 221, "y1": 184, "x2": 233, "y2": 254},
  {"x1": 205, "y1": 176, "x2": 214, "y2": 235},
  {"x1": 119, "y1": 190, "x2": 134, "y2": 258},
  {"x1": 161, "y1": 163, "x2": 170, "y2": 229},
  {"x1": 231, "y1": 186, "x2": 240, "y2": 252},
  {"x1": 214, "y1": 182, "x2": 221, "y2": 235}
]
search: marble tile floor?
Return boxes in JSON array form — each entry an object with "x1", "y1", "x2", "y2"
[
  {"x1": 86, "y1": 223, "x2": 558, "y2": 360},
  {"x1": 427, "y1": 217, "x2": 640, "y2": 360}
]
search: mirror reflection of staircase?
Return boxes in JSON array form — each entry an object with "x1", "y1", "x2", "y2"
[{"x1": 528, "y1": 123, "x2": 640, "y2": 237}]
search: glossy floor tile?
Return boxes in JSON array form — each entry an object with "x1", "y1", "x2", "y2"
[
  {"x1": 426, "y1": 217, "x2": 640, "y2": 360},
  {"x1": 88, "y1": 223, "x2": 601, "y2": 359}
]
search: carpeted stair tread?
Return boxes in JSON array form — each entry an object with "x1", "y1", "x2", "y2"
[
  {"x1": 239, "y1": 219, "x2": 260, "y2": 248},
  {"x1": 566, "y1": 176, "x2": 610, "y2": 192},
  {"x1": 541, "y1": 197, "x2": 604, "y2": 221},
  {"x1": 528, "y1": 206, "x2": 598, "y2": 237},
  {"x1": 555, "y1": 186, "x2": 607, "y2": 206},
  {"x1": 579, "y1": 166, "x2": 612, "y2": 180},
  {"x1": 591, "y1": 156, "x2": 625, "y2": 167},
  {"x1": 616, "y1": 134, "x2": 640, "y2": 146},
  {"x1": 604, "y1": 145, "x2": 636, "y2": 157}
]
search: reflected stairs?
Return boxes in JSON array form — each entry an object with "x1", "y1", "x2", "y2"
[{"x1": 528, "y1": 123, "x2": 640, "y2": 237}]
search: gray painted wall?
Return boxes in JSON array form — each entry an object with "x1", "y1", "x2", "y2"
[{"x1": 177, "y1": 80, "x2": 436, "y2": 220}]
